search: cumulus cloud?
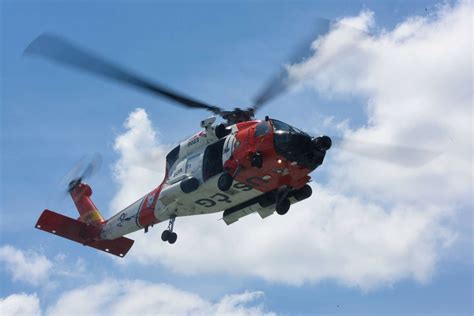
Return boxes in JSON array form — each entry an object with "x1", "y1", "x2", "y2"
[
  {"x1": 0, "y1": 245, "x2": 52, "y2": 286},
  {"x1": 44, "y1": 280, "x2": 272, "y2": 316},
  {"x1": 0, "y1": 245, "x2": 87, "y2": 291},
  {"x1": 289, "y1": 1, "x2": 473, "y2": 206},
  {"x1": 1, "y1": 281, "x2": 272, "y2": 316},
  {"x1": 109, "y1": 1, "x2": 471, "y2": 290},
  {"x1": 127, "y1": 184, "x2": 455, "y2": 289},
  {"x1": 0, "y1": 293, "x2": 41, "y2": 316},
  {"x1": 110, "y1": 108, "x2": 169, "y2": 213}
]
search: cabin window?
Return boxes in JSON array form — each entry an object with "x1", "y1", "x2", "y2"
[
  {"x1": 255, "y1": 121, "x2": 270, "y2": 137},
  {"x1": 202, "y1": 139, "x2": 225, "y2": 181},
  {"x1": 166, "y1": 145, "x2": 180, "y2": 170}
]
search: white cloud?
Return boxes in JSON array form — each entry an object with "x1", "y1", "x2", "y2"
[
  {"x1": 213, "y1": 291, "x2": 270, "y2": 316},
  {"x1": 0, "y1": 293, "x2": 41, "y2": 316},
  {"x1": 0, "y1": 245, "x2": 52, "y2": 286},
  {"x1": 45, "y1": 280, "x2": 273, "y2": 316},
  {"x1": 0, "y1": 245, "x2": 87, "y2": 291},
  {"x1": 110, "y1": 108, "x2": 169, "y2": 213},
  {"x1": 1, "y1": 281, "x2": 272, "y2": 316},
  {"x1": 289, "y1": 1, "x2": 473, "y2": 206},
  {"x1": 127, "y1": 184, "x2": 454, "y2": 289},
  {"x1": 108, "y1": 1, "x2": 472, "y2": 290}
]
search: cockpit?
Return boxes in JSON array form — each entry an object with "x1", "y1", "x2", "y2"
[
  {"x1": 269, "y1": 119, "x2": 325, "y2": 170},
  {"x1": 270, "y1": 119, "x2": 309, "y2": 136}
]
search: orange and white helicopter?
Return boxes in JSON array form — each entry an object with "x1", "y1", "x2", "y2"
[{"x1": 26, "y1": 26, "x2": 434, "y2": 257}]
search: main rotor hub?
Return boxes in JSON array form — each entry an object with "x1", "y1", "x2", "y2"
[{"x1": 221, "y1": 107, "x2": 255, "y2": 125}]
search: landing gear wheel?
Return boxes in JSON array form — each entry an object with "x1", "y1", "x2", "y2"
[
  {"x1": 161, "y1": 230, "x2": 170, "y2": 241},
  {"x1": 218, "y1": 172, "x2": 233, "y2": 191},
  {"x1": 294, "y1": 185, "x2": 312, "y2": 201},
  {"x1": 258, "y1": 193, "x2": 275, "y2": 208},
  {"x1": 276, "y1": 198, "x2": 290, "y2": 215},
  {"x1": 168, "y1": 232, "x2": 178, "y2": 244}
]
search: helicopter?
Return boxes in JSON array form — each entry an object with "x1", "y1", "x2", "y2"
[{"x1": 26, "y1": 23, "x2": 435, "y2": 258}]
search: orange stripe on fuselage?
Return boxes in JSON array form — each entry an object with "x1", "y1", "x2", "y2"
[{"x1": 137, "y1": 185, "x2": 164, "y2": 228}]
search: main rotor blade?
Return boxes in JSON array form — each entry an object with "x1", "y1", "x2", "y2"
[
  {"x1": 330, "y1": 136, "x2": 441, "y2": 168},
  {"x1": 251, "y1": 19, "x2": 331, "y2": 111},
  {"x1": 24, "y1": 33, "x2": 223, "y2": 115},
  {"x1": 250, "y1": 18, "x2": 371, "y2": 113}
]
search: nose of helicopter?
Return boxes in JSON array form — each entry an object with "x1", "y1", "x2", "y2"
[
  {"x1": 312, "y1": 135, "x2": 332, "y2": 151},
  {"x1": 273, "y1": 132, "x2": 331, "y2": 170}
]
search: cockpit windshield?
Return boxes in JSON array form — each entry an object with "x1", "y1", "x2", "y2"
[{"x1": 271, "y1": 119, "x2": 308, "y2": 136}]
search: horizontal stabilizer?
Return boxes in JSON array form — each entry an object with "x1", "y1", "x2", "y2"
[{"x1": 35, "y1": 209, "x2": 134, "y2": 257}]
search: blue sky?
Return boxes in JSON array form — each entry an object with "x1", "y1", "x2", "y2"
[{"x1": 1, "y1": 1, "x2": 472, "y2": 315}]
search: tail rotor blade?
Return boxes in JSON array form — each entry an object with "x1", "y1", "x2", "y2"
[
  {"x1": 57, "y1": 153, "x2": 103, "y2": 197},
  {"x1": 58, "y1": 155, "x2": 87, "y2": 191},
  {"x1": 80, "y1": 152, "x2": 102, "y2": 181}
]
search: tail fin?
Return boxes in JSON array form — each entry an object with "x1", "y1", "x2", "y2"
[
  {"x1": 36, "y1": 182, "x2": 134, "y2": 257},
  {"x1": 35, "y1": 210, "x2": 134, "y2": 257},
  {"x1": 70, "y1": 183, "x2": 104, "y2": 224}
]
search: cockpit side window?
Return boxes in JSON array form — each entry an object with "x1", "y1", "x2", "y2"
[
  {"x1": 271, "y1": 119, "x2": 308, "y2": 136},
  {"x1": 271, "y1": 120, "x2": 291, "y2": 132},
  {"x1": 255, "y1": 121, "x2": 271, "y2": 137},
  {"x1": 166, "y1": 145, "x2": 180, "y2": 170}
]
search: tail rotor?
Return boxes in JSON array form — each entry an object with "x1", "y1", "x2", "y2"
[{"x1": 59, "y1": 153, "x2": 102, "y2": 195}]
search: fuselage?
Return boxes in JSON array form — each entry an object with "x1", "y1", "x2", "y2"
[{"x1": 99, "y1": 118, "x2": 330, "y2": 239}]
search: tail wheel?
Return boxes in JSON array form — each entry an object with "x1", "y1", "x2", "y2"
[
  {"x1": 276, "y1": 198, "x2": 290, "y2": 215},
  {"x1": 168, "y1": 232, "x2": 178, "y2": 244},
  {"x1": 161, "y1": 230, "x2": 170, "y2": 241},
  {"x1": 162, "y1": 216, "x2": 177, "y2": 244}
]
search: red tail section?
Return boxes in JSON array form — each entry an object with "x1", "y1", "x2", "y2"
[
  {"x1": 35, "y1": 183, "x2": 134, "y2": 257},
  {"x1": 70, "y1": 183, "x2": 105, "y2": 224},
  {"x1": 35, "y1": 210, "x2": 134, "y2": 257}
]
